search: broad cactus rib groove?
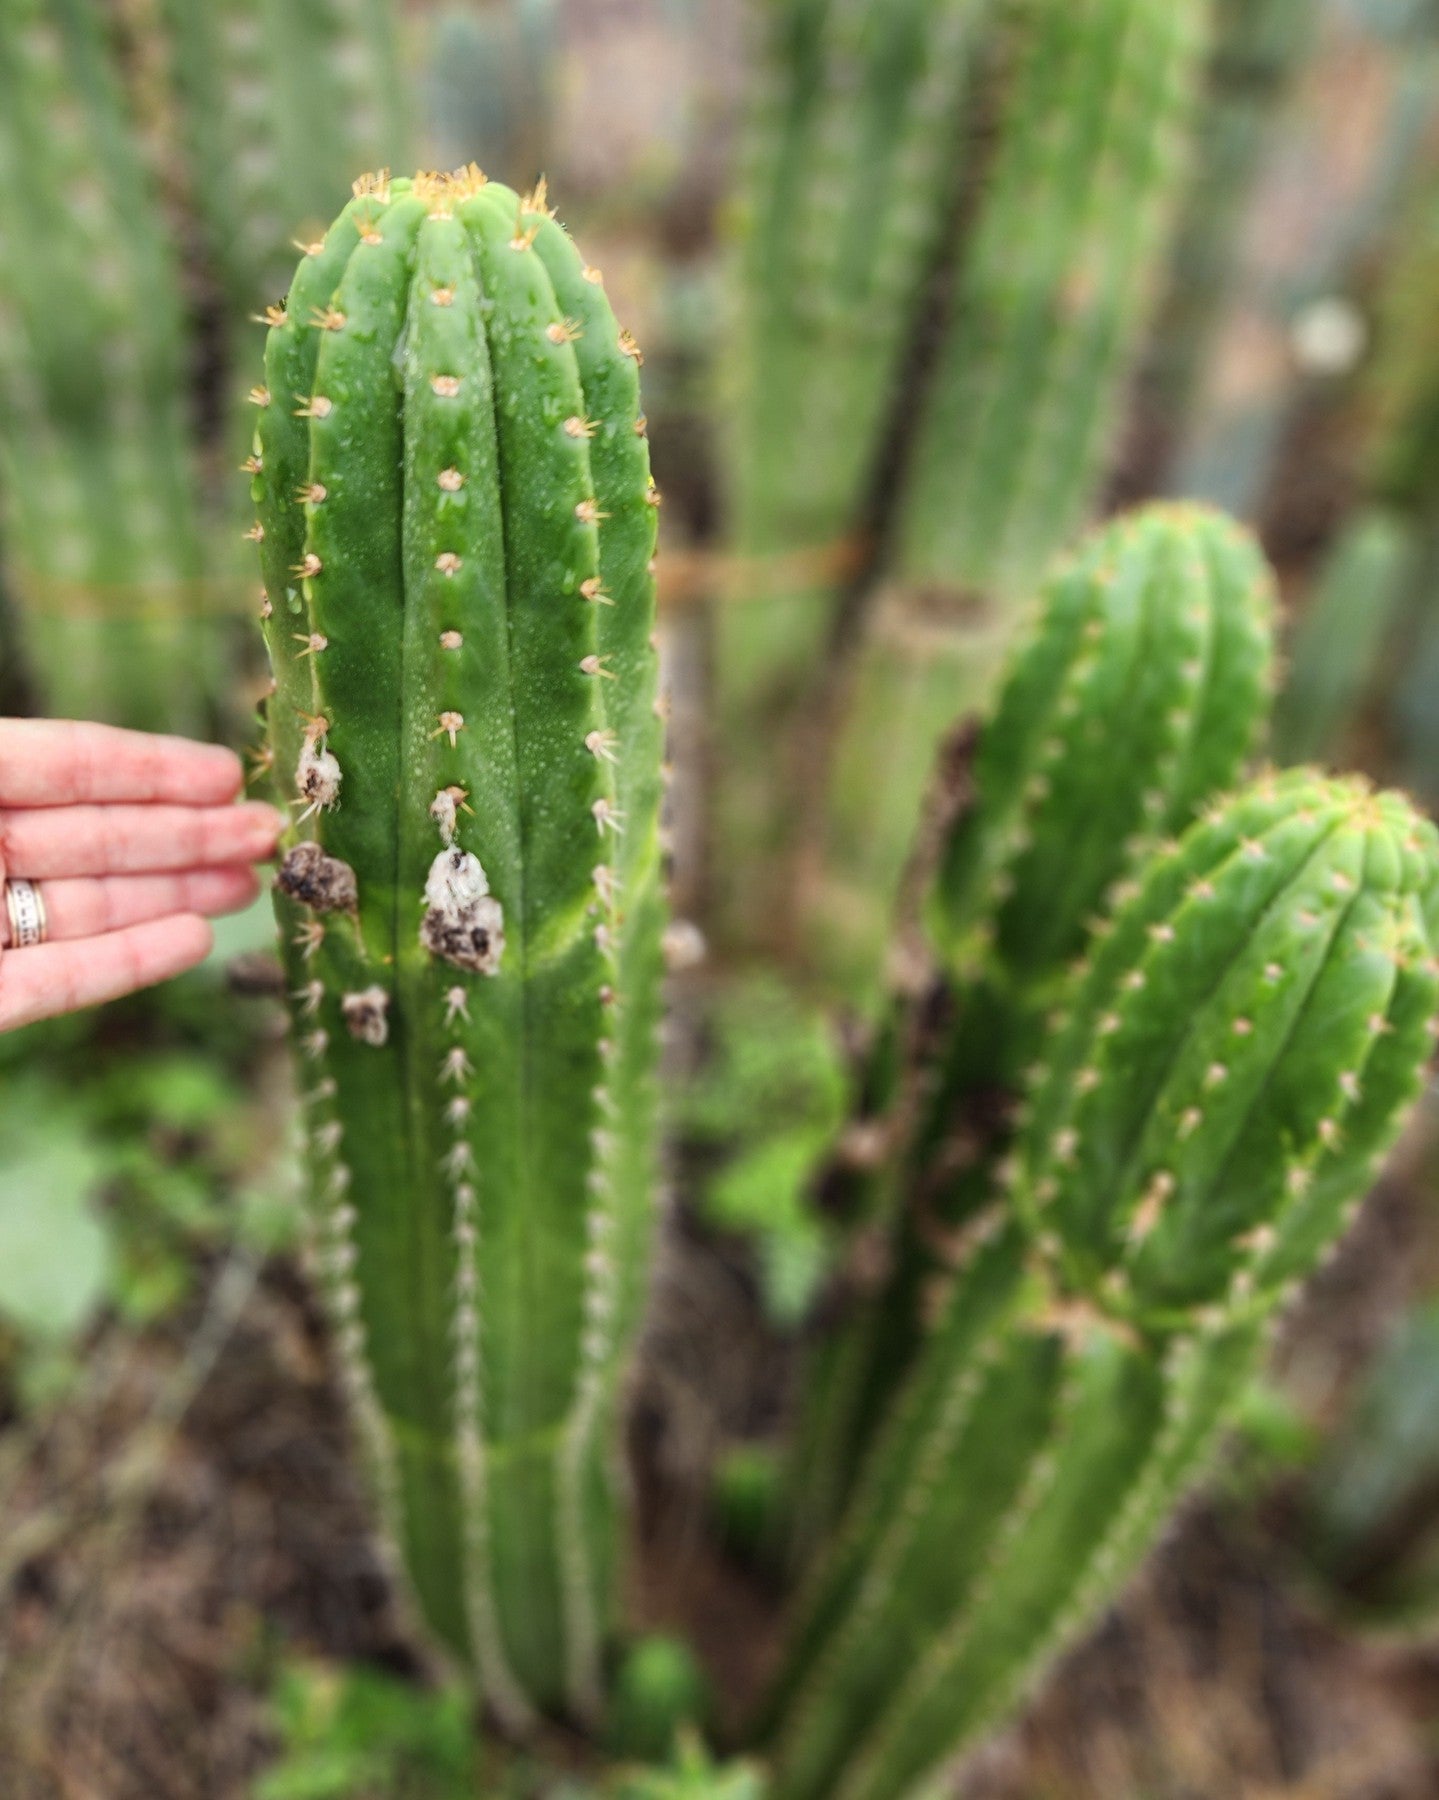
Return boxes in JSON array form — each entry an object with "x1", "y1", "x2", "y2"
[{"x1": 251, "y1": 171, "x2": 663, "y2": 1731}]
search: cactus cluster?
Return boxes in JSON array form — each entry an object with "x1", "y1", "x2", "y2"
[
  {"x1": 768, "y1": 769, "x2": 1439, "y2": 1800},
  {"x1": 250, "y1": 169, "x2": 664, "y2": 1730},
  {"x1": 795, "y1": 502, "x2": 1278, "y2": 1531}
]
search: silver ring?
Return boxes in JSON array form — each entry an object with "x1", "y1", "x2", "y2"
[{"x1": 4, "y1": 879, "x2": 48, "y2": 949}]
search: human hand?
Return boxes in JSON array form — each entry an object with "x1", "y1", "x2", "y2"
[{"x1": 0, "y1": 719, "x2": 283, "y2": 1032}]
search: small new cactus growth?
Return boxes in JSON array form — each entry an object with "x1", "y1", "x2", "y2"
[
  {"x1": 250, "y1": 169, "x2": 664, "y2": 1730},
  {"x1": 765, "y1": 773, "x2": 1439, "y2": 1800},
  {"x1": 794, "y1": 502, "x2": 1277, "y2": 1536}
]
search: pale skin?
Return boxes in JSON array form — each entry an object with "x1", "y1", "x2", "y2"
[{"x1": 0, "y1": 720, "x2": 283, "y2": 1033}]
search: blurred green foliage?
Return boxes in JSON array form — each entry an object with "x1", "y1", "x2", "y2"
[
  {"x1": 679, "y1": 978, "x2": 848, "y2": 1326},
  {"x1": 0, "y1": 931, "x2": 296, "y2": 1408},
  {"x1": 254, "y1": 1658, "x2": 477, "y2": 1800}
]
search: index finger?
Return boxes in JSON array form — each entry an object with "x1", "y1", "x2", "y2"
[{"x1": 0, "y1": 719, "x2": 244, "y2": 808}]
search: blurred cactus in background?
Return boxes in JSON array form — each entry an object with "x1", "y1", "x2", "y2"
[
  {"x1": 161, "y1": 0, "x2": 410, "y2": 323},
  {"x1": 894, "y1": 0, "x2": 1208, "y2": 605},
  {"x1": 1275, "y1": 149, "x2": 1439, "y2": 775},
  {"x1": 1145, "y1": 0, "x2": 1315, "y2": 468},
  {"x1": 423, "y1": 0, "x2": 559, "y2": 181},
  {"x1": 718, "y1": 0, "x2": 1212, "y2": 989},
  {"x1": 0, "y1": 0, "x2": 210, "y2": 729}
]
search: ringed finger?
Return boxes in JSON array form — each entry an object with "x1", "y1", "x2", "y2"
[{"x1": 12, "y1": 867, "x2": 262, "y2": 945}]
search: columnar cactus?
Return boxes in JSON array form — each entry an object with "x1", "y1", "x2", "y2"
[
  {"x1": 727, "y1": 0, "x2": 986, "y2": 577},
  {"x1": 721, "y1": 0, "x2": 1211, "y2": 965},
  {"x1": 249, "y1": 170, "x2": 664, "y2": 1730},
  {"x1": 0, "y1": 0, "x2": 209, "y2": 730},
  {"x1": 794, "y1": 503, "x2": 1277, "y2": 1537},
  {"x1": 162, "y1": 0, "x2": 410, "y2": 319},
  {"x1": 716, "y1": 0, "x2": 989, "y2": 940},
  {"x1": 765, "y1": 772, "x2": 1439, "y2": 1800},
  {"x1": 895, "y1": 0, "x2": 1209, "y2": 607}
]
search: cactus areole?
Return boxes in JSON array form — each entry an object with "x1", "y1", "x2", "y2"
[{"x1": 248, "y1": 170, "x2": 665, "y2": 1732}]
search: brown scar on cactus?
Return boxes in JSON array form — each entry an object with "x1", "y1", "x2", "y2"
[
  {"x1": 276, "y1": 841, "x2": 358, "y2": 914},
  {"x1": 342, "y1": 986, "x2": 391, "y2": 1047},
  {"x1": 420, "y1": 849, "x2": 504, "y2": 974}
]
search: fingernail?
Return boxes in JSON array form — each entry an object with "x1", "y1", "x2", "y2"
[{"x1": 240, "y1": 803, "x2": 285, "y2": 842}]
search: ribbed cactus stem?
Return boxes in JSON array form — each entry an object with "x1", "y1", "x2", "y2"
[
  {"x1": 716, "y1": 0, "x2": 990, "y2": 949},
  {"x1": 896, "y1": 0, "x2": 1209, "y2": 606},
  {"x1": 251, "y1": 170, "x2": 663, "y2": 1731},
  {"x1": 792, "y1": 503, "x2": 1276, "y2": 1542},
  {"x1": 766, "y1": 773, "x2": 1439, "y2": 1800},
  {"x1": 0, "y1": 0, "x2": 209, "y2": 729}
]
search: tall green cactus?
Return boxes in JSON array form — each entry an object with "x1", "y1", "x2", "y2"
[
  {"x1": 895, "y1": 0, "x2": 1209, "y2": 606},
  {"x1": 793, "y1": 502, "x2": 1277, "y2": 1539},
  {"x1": 249, "y1": 170, "x2": 665, "y2": 1730},
  {"x1": 0, "y1": 0, "x2": 209, "y2": 729},
  {"x1": 765, "y1": 772, "x2": 1439, "y2": 1800}
]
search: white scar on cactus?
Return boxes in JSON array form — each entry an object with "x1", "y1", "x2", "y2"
[{"x1": 421, "y1": 848, "x2": 504, "y2": 974}]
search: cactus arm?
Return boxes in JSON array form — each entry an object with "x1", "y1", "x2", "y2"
[
  {"x1": 789, "y1": 508, "x2": 1275, "y2": 1544},
  {"x1": 1023, "y1": 780, "x2": 1439, "y2": 1310},
  {"x1": 828, "y1": 1318, "x2": 1260, "y2": 1800},
  {"x1": 930, "y1": 506, "x2": 1274, "y2": 983}
]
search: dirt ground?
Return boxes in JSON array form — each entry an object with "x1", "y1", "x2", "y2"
[{"x1": 1, "y1": 1136, "x2": 1437, "y2": 1799}]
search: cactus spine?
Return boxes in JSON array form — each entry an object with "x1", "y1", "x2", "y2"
[
  {"x1": 895, "y1": 0, "x2": 1208, "y2": 606},
  {"x1": 766, "y1": 773, "x2": 1439, "y2": 1800},
  {"x1": 0, "y1": 0, "x2": 208, "y2": 729},
  {"x1": 794, "y1": 502, "x2": 1277, "y2": 1540},
  {"x1": 250, "y1": 171, "x2": 664, "y2": 1729}
]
